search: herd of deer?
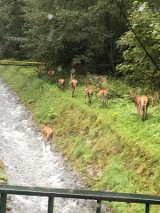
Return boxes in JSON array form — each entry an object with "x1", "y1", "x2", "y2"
[
  {"x1": 41, "y1": 68, "x2": 149, "y2": 148},
  {"x1": 62, "y1": 72, "x2": 109, "y2": 107}
]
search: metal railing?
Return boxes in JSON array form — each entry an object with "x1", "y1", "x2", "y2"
[{"x1": 1, "y1": 184, "x2": 160, "y2": 213}]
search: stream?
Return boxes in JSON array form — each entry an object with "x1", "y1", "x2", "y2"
[{"x1": 0, "y1": 78, "x2": 109, "y2": 213}]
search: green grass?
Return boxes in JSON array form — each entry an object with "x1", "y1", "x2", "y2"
[{"x1": 1, "y1": 64, "x2": 160, "y2": 213}]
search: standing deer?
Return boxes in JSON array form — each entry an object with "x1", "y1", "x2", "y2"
[
  {"x1": 85, "y1": 86, "x2": 94, "y2": 105},
  {"x1": 98, "y1": 89, "x2": 109, "y2": 107},
  {"x1": 48, "y1": 70, "x2": 56, "y2": 83},
  {"x1": 58, "y1": 78, "x2": 65, "y2": 91},
  {"x1": 69, "y1": 73, "x2": 78, "y2": 97},
  {"x1": 130, "y1": 91, "x2": 149, "y2": 121},
  {"x1": 42, "y1": 125, "x2": 54, "y2": 150}
]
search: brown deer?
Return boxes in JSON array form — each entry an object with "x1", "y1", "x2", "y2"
[
  {"x1": 98, "y1": 89, "x2": 109, "y2": 107},
  {"x1": 48, "y1": 70, "x2": 56, "y2": 82},
  {"x1": 69, "y1": 73, "x2": 78, "y2": 97},
  {"x1": 85, "y1": 86, "x2": 94, "y2": 105},
  {"x1": 42, "y1": 125, "x2": 54, "y2": 148},
  {"x1": 130, "y1": 91, "x2": 149, "y2": 121},
  {"x1": 58, "y1": 78, "x2": 65, "y2": 91}
]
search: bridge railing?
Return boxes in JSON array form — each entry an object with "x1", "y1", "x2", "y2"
[{"x1": 1, "y1": 184, "x2": 160, "y2": 213}]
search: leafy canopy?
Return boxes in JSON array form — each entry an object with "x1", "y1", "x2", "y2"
[{"x1": 117, "y1": 1, "x2": 160, "y2": 90}]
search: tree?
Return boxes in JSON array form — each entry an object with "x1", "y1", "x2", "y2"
[
  {"x1": 0, "y1": 0, "x2": 26, "y2": 59},
  {"x1": 22, "y1": 0, "x2": 130, "y2": 72},
  {"x1": 0, "y1": 0, "x2": 135, "y2": 74},
  {"x1": 117, "y1": 1, "x2": 160, "y2": 91}
]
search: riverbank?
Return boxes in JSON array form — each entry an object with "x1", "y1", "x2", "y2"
[
  {"x1": 1, "y1": 65, "x2": 160, "y2": 213},
  {"x1": 0, "y1": 77, "x2": 106, "y2": 213}
]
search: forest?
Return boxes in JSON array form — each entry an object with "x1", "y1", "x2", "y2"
[{"x1": 0, "y1": 0, "x2": 160, "y2": 93}]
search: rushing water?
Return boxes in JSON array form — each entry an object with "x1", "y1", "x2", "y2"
[{"x1": 0, "y1": 78, "x2": 109, "y2": 213}]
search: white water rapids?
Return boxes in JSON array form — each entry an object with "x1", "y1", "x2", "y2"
[{"x1": 0, "y1": 78, "x2": 109, "y2": 213}]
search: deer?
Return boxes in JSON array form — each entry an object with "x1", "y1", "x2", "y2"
[
  {"x1": 69, "y1": 73, "x2": 78, "y2": 97},
  {"x1": 35, "y1": 65, "x2": 44, "y2": 77},
  {"x1": 98, "y1": 89, "x2": 109, "y2": 107},
  {"x1": 58, "y1": 78, "x2": 65, "y2": 91},
  {"x1": 85, "y1": 86, "x2": 94, "y2": 105},
  {"x1": 48, "y1": 70, "x2": 56, "y2": 82},
  {"x1": 42, "y1": 125, "x2": 54, "y2": 150},
  {"x1": 130, "y1": 91, "x2": 149, "y2": 121}
]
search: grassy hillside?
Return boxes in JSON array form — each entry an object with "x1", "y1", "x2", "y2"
[{"x1": 0, "y1": 65, "x2": 160, "y2": 213}]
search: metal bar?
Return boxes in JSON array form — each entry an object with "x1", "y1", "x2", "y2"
[
  {"x1": 0, "y1": 193, "x2": 7, "y2": 213},
  {"x1": 48, "y1": 196, "x2": 54, "y2": 213},
  {"x1": 1, "y1": 184, "x2": 160, "y2": 212},
  {"x1": 145, "y1": 203, "x2": 150, "y2": 213},
  {"x1": 96, "y1": 200, "x2": 101, "y2": 213}
]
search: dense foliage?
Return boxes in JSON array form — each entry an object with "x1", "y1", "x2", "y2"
[
  {"x1": 0, "y1": 0, "x2": 26, "y2": 59},
  {"x1": 0, "y1": 0, "x2": 130, "y2": 72},
  {"x1": 0, "y1": 0, "x2": 159, "y2": 87},
  {"x1": 117, "y1": 1, "x2": 160, "y2": 91}
]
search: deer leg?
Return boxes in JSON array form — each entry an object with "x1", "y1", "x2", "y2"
[
  {"x1": 103, "y1": 98, "x2": 107, "y2": 107},
  {"x1": 73, "y1": 88, "x2": 76, "y2": 97},
  {"x1": 104, "y1": 100, "x2": 106, "y2": 107},
  {"x1": 88, "y1": 95, "x2": 92, "y2": 105},
  {"x1": 146, "y1": 107, "x2": 148, "y2": 119},
  {"x1": 140, "y1": 108, "x2": 145, "y2": 121},
  {"x1": 143, "y1": 107, "x2": 147, "y2": 120},
  {"x1": 49, "y1": 139, "x2": 52, "y2": 151},
  {"x1": 137, "y1": 106, "x2": 140, "y2": 117}
]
